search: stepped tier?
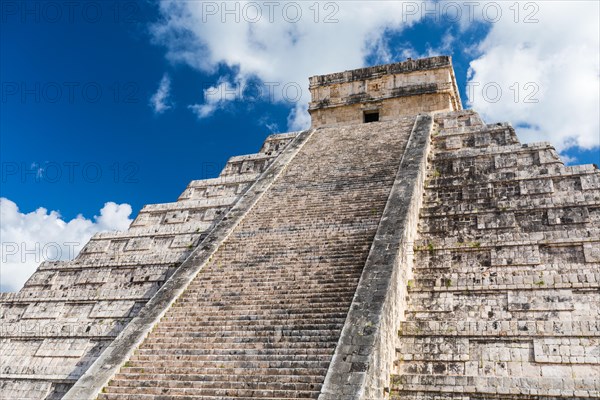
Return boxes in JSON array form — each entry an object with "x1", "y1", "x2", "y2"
[
  {"x1": 391, "y1": 110, "x2": 600, "y2": 400},
  {"x1": 0, "y1": 133, "x2": 298, "y2": 399}
]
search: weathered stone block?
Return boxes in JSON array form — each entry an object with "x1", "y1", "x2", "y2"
[
  {"x1": 89, "y1": 301, "x2": 135, "y2": 319},
  {"x1": 547, "y1": 207, "x2": 589, "y2": 225},
  {"x1": 507, "y1": 290, "x2": 574, "y2": 311},
  {"x1": 35, "y1": 339, "x2": 89, "y2": 358},
  {"x1": 520, "y1": 179, "x2": 554, "y2": 195},
  {"x1": 583, "y1": 243, "x2": 600, "y2": 262},
  {"x1": 491, "y1": 245, "x2": 540, "y2": 266},
  {"x1": 581, "y1": 174, "x2": 600, "y2": 190}
]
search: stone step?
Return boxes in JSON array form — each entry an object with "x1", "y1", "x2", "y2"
[
  {"x1": 171, "y1": 292, "x2": 356, "y2": 304},
  {"x1": 117, "y1": 372, "x2": 323, "y2": 384},
  {"x1": 102, "y1": 387, "x2": 320, "y2": 399},
  {"x1": 108, "y1": 378, "x2": 322, "y2": 393},
  {"x1": 390, "y1": 374, "x2": 600, "y2": 398},
  {"x1": 120, "y1": 366, "x2": 327, "y2": 377},
  {"x1": 98, "y1": 391, "x2": 318, "y2": 400},
  {"x1": 400, "y1": 319, "x2": 600, "y2": 337},
  {"x1": 150, "y1": 324, "x2": 344, "y2": 335},
  {"x1": 139, "y1": 341, "x2": 337, "y2": 351},
  {"x1": 97, "y1": 119, "x2": 415, "y2": 398},
  {"x1": 164, "y1": 307, "x2": 349, "y2": 318},
  {"x1": 153, "y1": 320, "x2": 344, "y2": 329},
  {"x1": 135, "y1": 348, "x2": 333, "y2": 357},
  {"x1": 145, "y1": 329, "x2": 342, "y2": 341},
  {"x1": 160, "y1": 305, "x2": 351, "y2": 315},
  {"x1": 161, "y1": 312, "x2": 349, "y2": 323},
  {"x1": 122, "y1": 359, "x2": 331, "y2": 370}
]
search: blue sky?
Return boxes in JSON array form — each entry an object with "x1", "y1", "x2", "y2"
[{"x1": 1, "y1": 1, "x2": 599, "y2": 291}]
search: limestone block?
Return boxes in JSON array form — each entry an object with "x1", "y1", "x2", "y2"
[
  {"x1": 519, "y1": 179, "x2": 554, "y2": 195},
  {"x1": 23, "y1": 271, "x2": 56, "y2": 287},
  {"x1": 491, "y1": 245, "x2": 540, "y2": 266},
  {"x1": 539, "y1": 148, "x2": 560, "y2": 164},
  {"x1": 144, "y1": 236, "x2": 172, "y2": 251},
  {"x1": 35, "y1": 338, "x2": 89, "y2": 358},
  {"x1": 507, "y1": 290, "x2": 574, "y2": 311},
  {"x1": 444, "y1": 119, "x2": 458, "y2": 128},
  {"x1": 203, "y1": 207, "x2": 226, "y2": 221},
  {"x1": 583, "y1": 243, "x2": 600, "y2": 263},
  {"x1": 131, "y1": 266, "x2": 170, "y2": 283},
  {"x1": 0, "y1": 304, "x2": 28, "y2": 322},
  {"x1": 0, "y1": 380, "x2": 52, "y2": 400},
  {"x1": 410, "y1": 293, "x2": 454, "y2": 312},
  {"x1": 469, "y1": 114, "x2": 484, "y2": 126},
  {"x1": 0, "y1": 339, "x2": 42, "y2": 357},
  {"x1": 581, "y1": 174, "x2": 600, "y2": 190},
  {"x1": 474, "y1": 133, "x2": 492, "y2": 147},
  {"x1": 89, "y1": 301, "x2": 135, "y2": 319},
  {"x1": 59, "y1": 303, "x2": 94, "y2": 322},
  {"x1": 494, "y1": 153, "x2": 518, "y2": 169},
  {"x1": 124, "y1": 237, "x2": 152, "y2": 252},
  {"x1": 534, "y1": 338, "x2": 600, "y2": 364},
  {"x1": 517, "y1": 152, "x2": 536, "y2": 167},
  {"x1": 74, "y1": 269, "x2": 111, "y2": 285},
  {"x1": 130, "y1": 212, "x2": 161, "y2": 227},
  {"x1": 400, "y1": 337, "x2": 468, "y2": 361},
  {"x1": 477, "y1": 212, "x2": 516, "y2": 229},
  {"x1": 445, "y1": 136, "x2": 462, "y2": 150},
  {"x1": 106, "y1": 240, "x2": 127, "y2": 255},
  {"x1": 540, "y1": 245, "x2": 586, "y2": 264},
  {"x1": 468, "y1": 342, "x2": 531, "y2": 377},
  {"x1": 81, "y1": 239, "x2": 110, "y2": 254},
  {"x1": 547, "y1": 207, "x2": 589, "y2": 225},
  {"x1": 163, "y1": 210, "x2": 188, "y2": 224},
  {"x1": 177, "y1": 187, "x2": 194, "y2": 200},
  {"x1": 170, "y1": 234, "x2": 200, "y2": 249},
  {"x1": 22, "y1": 303, "x2": 63, "y2": 320}
]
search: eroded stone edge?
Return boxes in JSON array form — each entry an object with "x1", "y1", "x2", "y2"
[
  {"x1": 63, "y1": 128, "x2": 315, "y2": 400},
  {"x1": 318, "y1": 114, "x2": 433, "y2": 400}
]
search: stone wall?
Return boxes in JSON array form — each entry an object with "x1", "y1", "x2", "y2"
[
  {"x1": 391, "y1": 110, "x2": 600, "y2": 399},
  {"x1": 309, "y1": 92, "x2": 454, "y2": 128},
  {"x1": 308, "y1": 56, "x2": 461, "y2": 128}
]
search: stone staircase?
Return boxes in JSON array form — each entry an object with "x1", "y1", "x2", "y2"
[
  {"x1": 0, "y1": 133, "x2": 297, "y2": 400},
  {"x1": 94, "y1": 117, "x2": 417, "y2": 400},
  {"x1": 391, "y1": 110, "x2": 600, "y2": 399}
]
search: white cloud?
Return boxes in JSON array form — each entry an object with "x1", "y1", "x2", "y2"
[
  {"x1": 188, "y1": 76, "x2": 244, "y2": 119},
  {"x1": 559, "y1": 153, "x2": 578, "y2": 166},
  {"x1": 466, "y1": 1, "x2": 599, "y2": 151},
  {"x1": 149, "y1": 73, "x2": 174, "y2": 114},
  {"x1": 151, "y1": 1, "x2": 598, "y2": 153},
  {"x1": 151, "y1": 1, "x2": 430, "y2": 129},
  {"x1": 0, "y1": 198, "x2": 132, "y2": 292}
]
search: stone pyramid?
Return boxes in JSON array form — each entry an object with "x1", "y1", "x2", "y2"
[{"x1": 1, "y1": 56, "x2": 598, "y2": 400}]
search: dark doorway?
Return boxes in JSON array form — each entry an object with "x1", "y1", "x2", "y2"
[{"x1": 364, "y1": 111, "x2": 379, "y2": 123}]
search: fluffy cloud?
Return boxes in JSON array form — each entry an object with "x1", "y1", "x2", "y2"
[
  {"x1": 188, "y1": 76, "x2": 244, "y2": 119},
  {"x1": 151, "y1": 1, "x2": 598, "y2": 152},
  {"x1": 149, "y1": 73, "x2": 174, "y2": 114},
  {"x1": 0, "y1": 198, "x2": 132, "y2": 292},
  {"x1": 151, "y1": 1, "x2": 430, "y2": 128},
  {"x1": 466, "y1": 1, "x2": 599, "y2": 151}
]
